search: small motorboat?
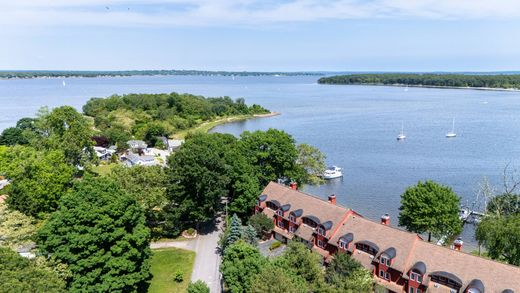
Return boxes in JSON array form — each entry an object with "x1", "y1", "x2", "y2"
[{"x1": 323, "y1": 166, "x2": 343, "y2": 179}]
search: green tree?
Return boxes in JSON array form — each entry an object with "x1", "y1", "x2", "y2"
[
  {"x1": 248, "y1": 213, "x2": 274, "y2": 239},
  {"x1": 273, "y1": 241, "x2": 324, "y2": 289},
  {"x1": 325, "y1": 252, "x2": 373, "y2": 292},
  {"x1": 0, "y1": 127, "x2": 26, "y2": 146},
  {"x1": 164, "y1": 133, "x2": 259, "y2": 234},
  {"x1": 249, "y1": 266, "x2": 308, "y2": 293},
  {"x1": 108, "y1": 165, "x2": 168, "y2": 237},
  {"x1": 398, "y1": 180, "x2": 462, "y2": 242},
  {"x1": 0, "y1": 247, "x2": 66, "y2": 293},
  {"x1": 39, "y1": 106, "x2": 95, "y2": 167},
  {"x1": 186, "y1": 280, "x2": 210, "y2": 293},
  {"x1": 486, "y1": 193, "x2": 520, "y2": 216},
  {"x1": 224, "y1": 214, "x2": 243, "y2": 250},
  {"x1": 239, "y1": 129, "x2": 306, "y2": 185},
  {"x1": 37, "y1": 177, "x2": 151, "y2": 292},
  {"x1": 242, "y1": 225, "x2": 258, "y2": 246},
  {"x1": 0, "y1": 146, "x2": 74, "y2": 217},
  {"x1": 221, "y1": 241, "x2": 267, "y2": 293},
  {"x1": 0, "y1": 202, "x2": 39, "y2": 250},
  {"x1": 476, "y1": 214, "x2": 520, "y2": 265},
  {"x1": 297, "y1": 143, "x2": 326, "y2": 184}
]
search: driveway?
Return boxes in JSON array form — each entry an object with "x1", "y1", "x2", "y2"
[{"x1": 151, "y1": 218, "x2": 223, "y2": 293}]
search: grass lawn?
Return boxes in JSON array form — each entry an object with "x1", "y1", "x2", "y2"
[
  {"x1": 148, "y1": 248, "x2": 196, "y2": 293},
  {"x1": 91, "y1": 163, "x2": 118, "y2": 176},
  {"x1": 172, "y1": 114, "x2": 252, "y2": 139}
]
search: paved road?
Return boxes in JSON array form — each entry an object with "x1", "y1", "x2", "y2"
[{"x1": 151, "y1": 218, "x2": 223, "y2": 293}]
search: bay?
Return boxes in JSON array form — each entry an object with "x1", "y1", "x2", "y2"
[{"x1": 2, "y1": 75, "x2": 520, "y2": 249}]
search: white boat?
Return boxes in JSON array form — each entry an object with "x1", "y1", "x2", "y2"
[
  {"x1": 446, "y1": 118, "x2": 457, "y2": 138},
  {"x1": 396, "y1": 122, "x2": 406, "y2": 140},
  {"x1": 62, "y1": 80, "x2": 66, "y2": 87},
  {"x1": 323, "y1": 166, "x2": 343, "y2": 179}
]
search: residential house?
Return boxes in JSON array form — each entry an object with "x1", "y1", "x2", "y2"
[
  {"x1": 256, "y1": 182, "x2": 520, "y2": 293},
  {"x1": 127, "y1": 140, "x2": 148, "y2": 153},
  {"x1": 93, "y1": 146, "x2": 116, "y2": 161},
  {"x1": 123, "y1": 152, "x2": 157, "y2": 167},
  {"x1": 158, "y1": 137, "x2": 184, "y2": 152}
]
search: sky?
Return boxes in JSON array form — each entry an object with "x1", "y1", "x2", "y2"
[{"x1": 1, "y1": 0, "x2": 520, "y2": 72}]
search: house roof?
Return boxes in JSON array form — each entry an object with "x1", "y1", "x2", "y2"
[
  {"x1": 294, "y1": 224, "x2": 314, "y2": 241},
  {"x1": 259, "y1": 182, "x2": 520, "y2": 293},
  {"x1": 410, "y1": 261, "x2": 427, "y2": 275},
  {"x1": 127, "y1": 140, "x2": 147, "y2": 149},
  {"x1": 329, "y1": 213, "x2": 419, "y2": 272},
  {"x1": 260, "y1": 182, "x2": 350, "y2": 238},
  {"x1": 408, "y1": 239, "x2": 520, "y2": 292}
]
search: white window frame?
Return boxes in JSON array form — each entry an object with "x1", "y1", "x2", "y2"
[
  {"x1": 317, "y1": 239, "x2": 325, "y2": 248},
  {"x1": 289, "y1": 215, "x2": 296, "y2": 222},
  {"x1": 277, "y1": 220, "x2": 284, "y2": 228},
  {"x1": 379, "y1": 270, "x2": 385, "y2": 278},
  {"x1": 276, "y1": 209, "x2": 283, "y2": 216},
  {"x1": 317, "y1": 226, "x2": 325, "y2": 236},
  {"x1": 417, "y1": 274, "x2": 422, "y2": 283},
  {"x1": 339, "y1": 240, "x2": 346, "y2": 249},
  {"x1": 410, "y1": 272, "x2": 416, "y2": 281},
  {"x1": 380, "y1": 256, "x2": 388, "y2": 265},
  {"x1": 289, "y1": 225, "x2": 295, "y2": 233},
  {"x1": 385, "y1": 272, "x2": 390, "y2": 280},
  {"x1": 409, "y1": 288, "x2": 414, "y2": 293}
]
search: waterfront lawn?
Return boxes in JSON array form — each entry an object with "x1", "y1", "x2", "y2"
[{"x1": 148, "y1": 248, "x2": 196, "y2": 293}]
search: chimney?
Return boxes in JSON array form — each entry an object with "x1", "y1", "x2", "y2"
[
  {"x1": 328, "y1": 194, "x2": 337, "y2": 205},
  {"x1": 453, "y1": 237, "x2": 463, "y2": 251},
  {"x1": 289, "y1": 182, "x2": 298, "y2": 190},
  {"x1": 381, "y1": 213, "x2": 390, "y2": 225}
]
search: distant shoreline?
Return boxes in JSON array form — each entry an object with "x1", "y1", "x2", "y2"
[
  {"x1": 323, "y1": 82, "x2": 520, "y2": 92},
  {"x1": 0, "y1": 70, "x2": 322, "y2": 80}
]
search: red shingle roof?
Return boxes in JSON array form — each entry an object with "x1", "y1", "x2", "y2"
[{"x1": 259, "y1": 182, "x2": 520, "y2": 292}]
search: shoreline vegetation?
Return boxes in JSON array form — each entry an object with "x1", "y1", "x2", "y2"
[
  {"x1": 318, "y1": 73, "x2": 520, "y2": 91},
  {"x1": 173, "y1": 111, "x2": 281, "y2": 139},
  {"x1": 0, "y1": 70, "x2": 322, "y2": 79}
]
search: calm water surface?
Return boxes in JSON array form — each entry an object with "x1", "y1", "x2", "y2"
[{"x1": 2, "y1": 75, "x2": 520, "y2": 250}]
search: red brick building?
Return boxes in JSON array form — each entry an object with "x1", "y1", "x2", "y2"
[{"x1": 256, "y1": 182, "x2": 520, "y2": 293}]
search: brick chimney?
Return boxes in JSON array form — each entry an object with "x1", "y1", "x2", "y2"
[
  {"x1": 328, "y1": 194, "x2": 336, "y2": 205},
  {"x1": 381, "y1": 213, "x2": 390, "y2": 225},
  {"x1": 453, "y1": 237, "x2": 464, "y2": 251},
  {"x1": 289, "y1": 182, "x2": 298, "y2": 190}
]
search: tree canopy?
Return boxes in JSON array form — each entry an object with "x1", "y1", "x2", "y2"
[
  {"x1": 37, "y1": 177, "x2": 151, "y2": 292},
  {"x1": 186, "y1": 280, "x2": 210, "y2": 293},
  {"x1": 82, "y1": 92, "x2": 268, "y2": 147},
  {"x1": 0, "y1": 247, "x2": 66, "y2": 293},
  {"x1": 398, "y1": 180, "x2": 462, "y2": 242},
  {"x1": 318, "y1": 73, "x2": 520, "y2": 89},
  {"x1": 221, "y1": 241, "x2": 268, "y2": 293},
  {"x1": 476, "y1": 214, "x2": 520, "y2": 265},
  {"x1": 239, "y1": 129, "x2": 306, "y2": 186},
  {"x1": 0, "y1": 146, "x2": 74, "y2": 217}
]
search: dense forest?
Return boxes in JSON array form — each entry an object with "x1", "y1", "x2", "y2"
[
  {"x1": 0, "y1": 70, "x2": 322, "y2": 79},
  {"x1": 318, "y1": 73, "x2": 520, "y2": 89},
  {"x1": 83, "y1": 92, "x2": 269, "y2": 147}
]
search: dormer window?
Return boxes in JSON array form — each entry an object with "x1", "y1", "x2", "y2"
[
  {"x1": 339, "y1": 239, "x2": 347, "y2": 249},
  {"x1": 380, "y1": 256, "x2": 390, "y2": 266},
  {"x1": 410, "y1": 272, "x2": 422, "y2": 283},
  {"x1": 289, "y1": 215, "x2": 296, "y2": 222},
  {"x1": 317, "y1": 226, "x2": 325, "y2": 236},
  {"x1": 276, "y1": 209, "x2": 283, "y2": 216}
]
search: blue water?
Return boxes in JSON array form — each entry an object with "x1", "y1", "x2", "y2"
[{"x1": 2, "y1": 75, "x2": 520, "y2": 249}]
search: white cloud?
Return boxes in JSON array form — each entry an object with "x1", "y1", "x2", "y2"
[{"x1": 1, "y1": 0, "x2": 520, "y2": 28}]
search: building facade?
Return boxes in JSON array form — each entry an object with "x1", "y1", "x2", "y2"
[{"x1": 256, "y1": 182, "x2": 519, "y2": 293}]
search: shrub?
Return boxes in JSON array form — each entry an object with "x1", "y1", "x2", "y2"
[
  {"x1": 269, "y1": 241, "x2": 281, "y2": 250},
  {"x1": 187, "y1": 228, "x2": 195, "y2": 235},
  {"x1": 187, "y1": 280, "x2": 210, "y2": 293},
  {"x1": 173, "y1": 270, "x2": 184, "y2": 282}
]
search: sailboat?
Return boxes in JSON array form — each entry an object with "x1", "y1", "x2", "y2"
[
  {"x1": 62, "y1": 80, "x2": 66, "y2": 87},
  {"x1": 396, "y1": 122, "x2": 406, "y2": 140},
  {"x1": 446, "y1": 118, "x2": 457, "y2": 138}
]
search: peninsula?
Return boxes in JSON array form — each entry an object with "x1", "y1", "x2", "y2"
[{"x1": 318, "y1": 73, "x2": 520, "y2": 90}]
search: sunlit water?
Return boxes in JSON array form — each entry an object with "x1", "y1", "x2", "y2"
[{"x1": 2, "y1": 75, "x2": 520, "y2": 250}]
